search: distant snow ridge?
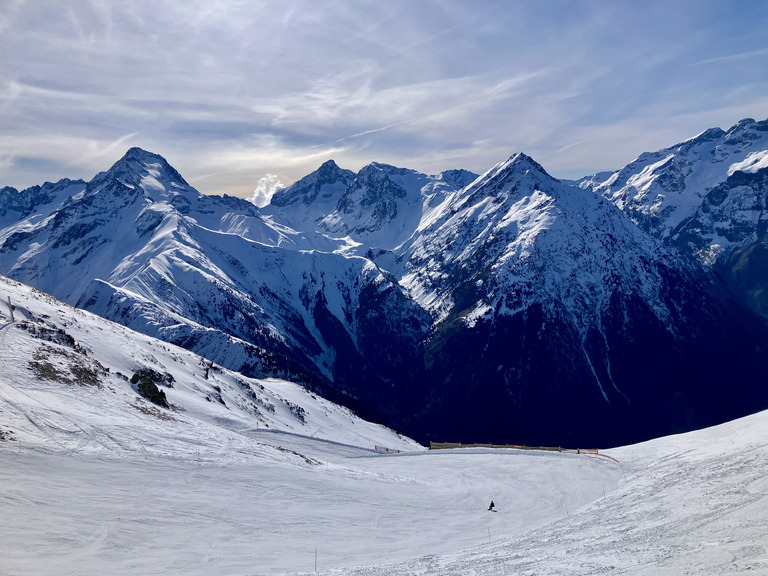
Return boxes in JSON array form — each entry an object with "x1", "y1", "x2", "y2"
[
  {"x1": 582, "y1": 118, "x2": 768, "y2": 247},
  {"x1": 267, "y1": 160, "x2": 477, "y2": 251},
  {"x1": 580, "y1": 117, "x2": 768, "y2": 316},
  {"x1": 2, "y1": 120, "x2": 768, "y2": 448}
]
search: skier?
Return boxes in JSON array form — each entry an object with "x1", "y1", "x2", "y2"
[{"x1": 488, "y1": 500, "x2": 495, "y2": 511}]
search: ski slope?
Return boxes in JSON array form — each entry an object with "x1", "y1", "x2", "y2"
[{"x1": 1, "y1": 275, "x2": 767, "y2": 575}]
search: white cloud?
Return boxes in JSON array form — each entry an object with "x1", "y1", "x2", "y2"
[{"x1": 249, "y1": 174, "x2": 285, "y2": 207}]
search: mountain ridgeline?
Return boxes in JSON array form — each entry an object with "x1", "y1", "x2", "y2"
[{"x1": 3, "y1": 118, "x2": 768, "y2": 447}]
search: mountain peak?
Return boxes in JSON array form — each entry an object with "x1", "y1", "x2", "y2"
[
  {"x1": 436, "y1": 169, "x2": 479, "y2": 189},
  {"x1": 88, "y1": 148, "x2": 190, "y2": 194},
  {"x1": 687, "y1": 126, "x2": 727, "y2": 144},
  {"x1": 468, "y1": 152, "x2": 555, "y2": 195},
  {"x1": 269, "y1": 159, "x2": 354, "y2": 210},
  {"x1": 725, "y1": 117, "x2": 768, "y2": 139},
  {"x1": 122, "y1": 147, "x2": 165, "y2": 162},
  {"x1": 115, "y1": 148, "x2": 187, "y2": 182},
  {"x1": 732, "y1": 117, "x2": 757, "y2": 130},
  {"x1": 504, "y1": 152, "x2": 549, "y2": 175},
  {"x1": 356, "y1": 162, "x2": 385, "y2": 177}
]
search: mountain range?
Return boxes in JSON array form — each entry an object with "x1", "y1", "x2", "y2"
[{"x1": 2, "y1": 117, "x2": 768, "y2": 447}]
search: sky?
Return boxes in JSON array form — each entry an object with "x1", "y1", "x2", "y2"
[{"x1": 2, "y1": 0, "x2": 768, "y2": 200}]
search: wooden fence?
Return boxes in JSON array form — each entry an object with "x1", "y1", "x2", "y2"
[{"x1": 429, "y1": 442, "x2": 602, "y2": 455}]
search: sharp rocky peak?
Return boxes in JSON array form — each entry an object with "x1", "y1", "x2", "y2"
[
  {"x1": 269, "y1": 159, "x2": 354, "y2": 209},
  {"x1": 338, "y1": 163, "x2": 407, "y2": 212},
  {"x1": 89, "y1": 147, "x2": 190, "y2": 193},
  {"x1": 480, "y1": 152, "x2": 555, "y2": 188},
  {"x1": 356, "y1": 162, "x2": 398, "y2": 180},
  {"x1": 502, "y1": 152, "x2": 550, "y2": 174},
  {"x1": 316, "y1": 158, "x2": 342, "y2": 174},
  {"x1": 457, "y1": 152, "x2": 558, "y2": 205}
]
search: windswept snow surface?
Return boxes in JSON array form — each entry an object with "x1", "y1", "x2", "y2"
[
  {"x1": 1, "y1": 276, "x2": 767, "y2": 575},
  {"x1": 319, "y1": 411, "x2": 768, "y2": 575}
]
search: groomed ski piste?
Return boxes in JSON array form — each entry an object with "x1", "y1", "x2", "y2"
[{"x1": 1, "y1": 274, "x2": 767, "y2": 575}]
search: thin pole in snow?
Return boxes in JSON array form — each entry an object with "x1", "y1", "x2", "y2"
[
  {"x1": 488, "y1": 526, "x2": 491, "y2": 542},
  {"x1": 315, "y1": 547, "x2": 317, "y2": 572},
  {"x1": 565, "y1": 503, "x2": 569, "y2": 517}
]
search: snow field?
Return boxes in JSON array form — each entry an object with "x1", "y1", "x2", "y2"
[
  {"x1": 0, "y1": 444, "x2": 622, "y2": 575},
  {"x1": 317, "y1": 412, "x2": 768, "y2": 576}
]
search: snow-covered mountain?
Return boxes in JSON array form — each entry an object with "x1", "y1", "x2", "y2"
[
  {"x1": 580, "y1": 118, "x2": 768, "y2": 315},
  {"x1": 266, "y1": 159, "x2": 356, "y2": 230},
  {"x1": 389, "y1": 152, "x2": 768, "y2": 445},
  {"x1": 3, "y1": 141, "x2": 768, "y2": 447},
  {"x1": 266, "y1": 160, "x2": 478, "y2": 250},
  {"x1": 0, "y1": 149, "x2": 430, "y2": 414}
]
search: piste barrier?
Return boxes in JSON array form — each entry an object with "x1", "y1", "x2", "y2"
[{"x1": 429, "y1": 442, "x2": 619, "y2": 462}]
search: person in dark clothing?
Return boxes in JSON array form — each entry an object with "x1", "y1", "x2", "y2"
[{"x1": 488, "y1": 500, "x2": 495, "y2": 511}]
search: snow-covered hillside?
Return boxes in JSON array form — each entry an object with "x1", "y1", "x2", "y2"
[{"x1": 0, "y1": 274, "x2": 418, "y2": 458}]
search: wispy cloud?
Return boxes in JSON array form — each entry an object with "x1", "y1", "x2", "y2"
[
  {"x1": 1, "y1": 0, "x2": 767, "y2": 194},
  {"x1": 76, "y1": 132, "x2": 139, "y2": 166},
  {"x1": 688, "y1": 47, "x2": 768, "y2": 67}
]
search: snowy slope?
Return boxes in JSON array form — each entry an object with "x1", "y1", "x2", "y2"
[
  {"x1": 304, "y1": 410, "x2": 768, "y2": 576},
  {"x1": 0, "y1": 274, "x2": 419, "y2": 457}
]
